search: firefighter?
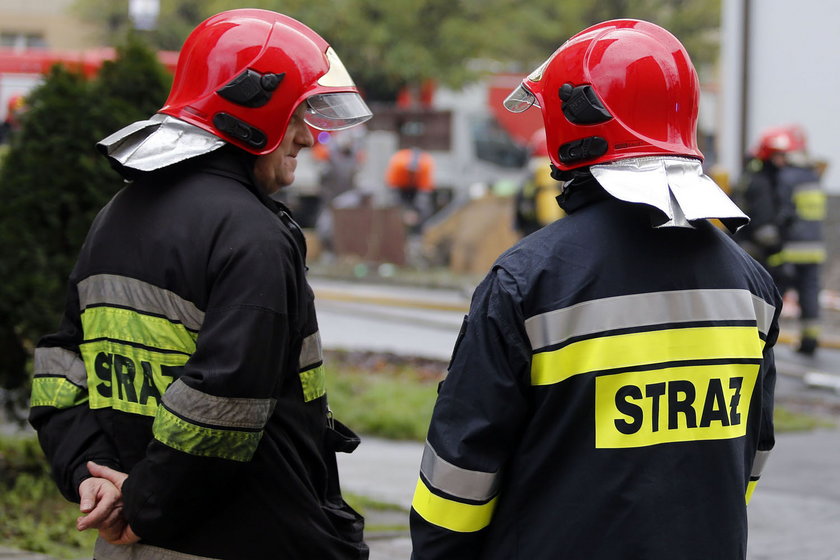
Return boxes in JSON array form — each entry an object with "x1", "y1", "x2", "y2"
[
  {"x1": 29, "y1": 10, "x2": 371, "y2": 559},
  {"x1": 738, "y1": 125, "x2": 826, "y2": 355},
  {"x1": 385, "y1": 147, "x2": 436, "y2": 232},
  {"x1": 513, "y1": 129, "x2": 565, "y2": 237},
  {"x1": 410, "y1": 20, "x2": 780, "y2": 560}
]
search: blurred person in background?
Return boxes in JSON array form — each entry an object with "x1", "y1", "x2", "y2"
[
  {"x1": 0, "y1": 95, "x2": 27, "y2": 144},
  {"x1": 513, "y1": 128, "x2": 565, "y2": 237},
  {"x1": 28, "y1": 9, "x2": 372, "y2": 560},
  {"x1": 735, "y1": 125, "x2": 826, "y2": 355},
  {"x1": 410, "y1": 19, "x2": 779, "y2": 560},
  {"x1": 316, "y1": 127, "x2": 366, "y2": 250},
  {"x1": 386, "y1": 146, "x2": 436, "y2": 233}
]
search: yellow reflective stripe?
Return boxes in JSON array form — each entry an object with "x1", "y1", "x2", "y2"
[
  {"x1": 793, "y1": 189, "x2": 826, "y2": 221},
  {"x1": 30, "y1": 376, "x2": 88, "y2": 409},
  {"x1": 531, "y1": 326, "x2": 763, "y2": 386},
  {"x1": 153, "y1": 405, "x2": 262, "y2": 462},
  {"x1": 300, "y1": 364, "x2": 326, "y2": 402},
  {"x1": 412, "y1": 478, "x2": 497, "y2": 533},
  {"x1": 81, "y1": 306, "x2": 198, "y2": 354},
  {"x1": 767, "y1": 248, "x2": 826, "y2": 266},
  {"x1": 81, "y1": 340, "x2": 188, "y2": 417},
  {"x1": 745, "y1": 480, "x2": 759, "y2": 505}
]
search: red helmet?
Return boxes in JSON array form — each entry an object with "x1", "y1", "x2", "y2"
[
  {"x1": 159, "y1": 9, "x2": 371, "y2": 155},
  {"x1": 504, "y1": 19, "x2": 702, "y2": 171},
  {"x1": 753, "y1": 125, "x2": 807, "y2": 160}
]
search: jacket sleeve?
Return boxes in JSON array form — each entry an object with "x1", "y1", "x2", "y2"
[
  {"x1": 120, "y1": 232, "x2": 300, "y2": 542},
  {"x1": 410, "y1": 267, "x2": 532, "y2": 560},
  {"x1": 29, "y1": 283, "x2": 122, "y2": 503},
  {"x1": 746, "y1": 297, "x2": 780, "y2": 505}
]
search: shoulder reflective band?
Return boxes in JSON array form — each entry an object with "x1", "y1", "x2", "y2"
[
  {"x1": 152, "y1": 380, "x2": 274, "y2": 462},
  {"x1": 30, "y1": 346, "x2": 89, "y2": 409},
  {"x1": 299, "y1": 332, "x2": 326, "y2": 402},
  {"x1": 78, "y1": 274, "x2": 204, "y2": 332},
  {"x1": 525, "y1": 289, "x2": 776, "y2": 352},
  {"x1": 746, "y1": 449, "x2": 772, "y2": 505},
  {"x1": 412, "y1": 477, "x2": 498, "y2": 533},
  {"x1": 419, "y1": 441, "x2": 500, "y2": 502}
]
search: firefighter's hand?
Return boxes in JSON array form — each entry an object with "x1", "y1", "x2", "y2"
[{"x1": 77, "y1": 462, "x2": 140, "y2": 544}]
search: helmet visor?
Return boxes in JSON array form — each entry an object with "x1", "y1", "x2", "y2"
[
  {"x1": 503, "y1": 83, "x2": 540, "y2": 113},
  {"x1": 304, "y1": 92, "x2": 373, "y2": 131}
]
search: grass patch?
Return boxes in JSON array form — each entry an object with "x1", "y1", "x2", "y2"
[
  {"x1": 0, "y1": 435, "x2": 96, "y2": 558},
  {"x1": 326, "y1": 351, "x2": 444, "y2": 441},
  {"x1": 774, "y1": 405, "x2": 836, "y2": 432},
  {"x1": 344, "y1": 491, "x2": 409, "y2": 533}
]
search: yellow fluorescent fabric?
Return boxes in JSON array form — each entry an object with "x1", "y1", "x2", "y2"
[
  {"x1": 793, "y1": 189, "x2": 826, "y2": 221},
  {"x1": 153, "y1": 405, "x2": 262, "y2": 462},
  {"x1": 81, "y1": 340, "x2": 189, "y2": 416},
  {"x1": 299, "y1": 365, "x2": 326, "y2": 402},
  {"x1": 412, "y1": 478, "x2": 498, "y2": 533},
  {"x1": 745, "y1": 480, "x2": 759, "y2": 504},
  {"x1": 30, "y1": 376, "x2": 88, "y2": 409},
  {"x1": 594, "y1": 363, "x2": 759, "y2": 448},
  {"x1": 81, "y1": 306, "x2": 198, "y2": 354},
  {"x1": 531, "y1": 326, "x2": 763, "y2": 386}
]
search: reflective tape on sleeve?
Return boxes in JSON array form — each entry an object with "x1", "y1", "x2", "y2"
[
  {"x1": 30, "y1": 347, "x2": 89, "y2": 409},
  {"x1": 299, "y1": 332, "x2": 323, "y2": 371},
  {"x1": 30, "y1": 376, "x2": 88, "y2": 409},
  {"x1": 419, "y1": 441, "x2": 499, "y2": 502},
  {"x1": 745, "y1": 480, "x2": 759, "y2": 505},
  {"x1": 751, "y1": 449, "x2": 771, "y2": 478},
  {"x1": 299, "y1": 365, "x2": 326, "y2": 402},
  {"x1": 34, "y1": 346, "x2": 88, "y2": 386},
  {"x1": 152, "y1": 405, "x2": 262, "y2": 462},
  {"x1": 411, "y1": 477, "x2": 497, "y2": 533},
  {"x1": 163, "y1": 380, "x2": 275, "y2": 430}
]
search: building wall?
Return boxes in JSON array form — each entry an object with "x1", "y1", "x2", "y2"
[
  {"x1": 721, "y1": 0, "x2": 840, "y2": 192},
  {"x1": 0, "y1": 0, "x2": 99, "y2": 49}
]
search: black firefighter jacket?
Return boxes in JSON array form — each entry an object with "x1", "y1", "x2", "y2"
[
  {"x1": 410, "y1": 182, "x2": 780, "y2": 560},
  {"x1": 29, "y1": 148, "x2": 368, "y2": 560}
]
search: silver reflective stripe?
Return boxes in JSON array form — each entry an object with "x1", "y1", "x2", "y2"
[
  {"x1": 782, "y1": 240, "x2": 826, "y2": 253},
  {"x1": 751, "y1": 449, "x2": 771, "y2": 478},
  {"x1": 300, "y1": 331, "x2": 323, "y2": 370},
  {"x1": 78, "y1": 274, "x2": 204, "y2": 332},
  {"x1": 95, "y1": 539, "x2": 222, "y2": 560},
  {"x1": 525, "y1": 289, "x2": 776, "y2": 351},
  {"x1": 750, "y1": 294, "x2": 776, "y2": 338},
  {"x1": 163, "y1": 379, "x2": 275, "y2": 430},
  {"x1": 34, "y1": 346, "x2": 87, "y2": 386},
  {"x1": 420, "y1": 441, "x2": 499, "y2": 502}
]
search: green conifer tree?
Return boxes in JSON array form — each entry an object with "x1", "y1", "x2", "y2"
[{"x1": 0, "y1": 36, "x2": 170, "y2": 411}]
